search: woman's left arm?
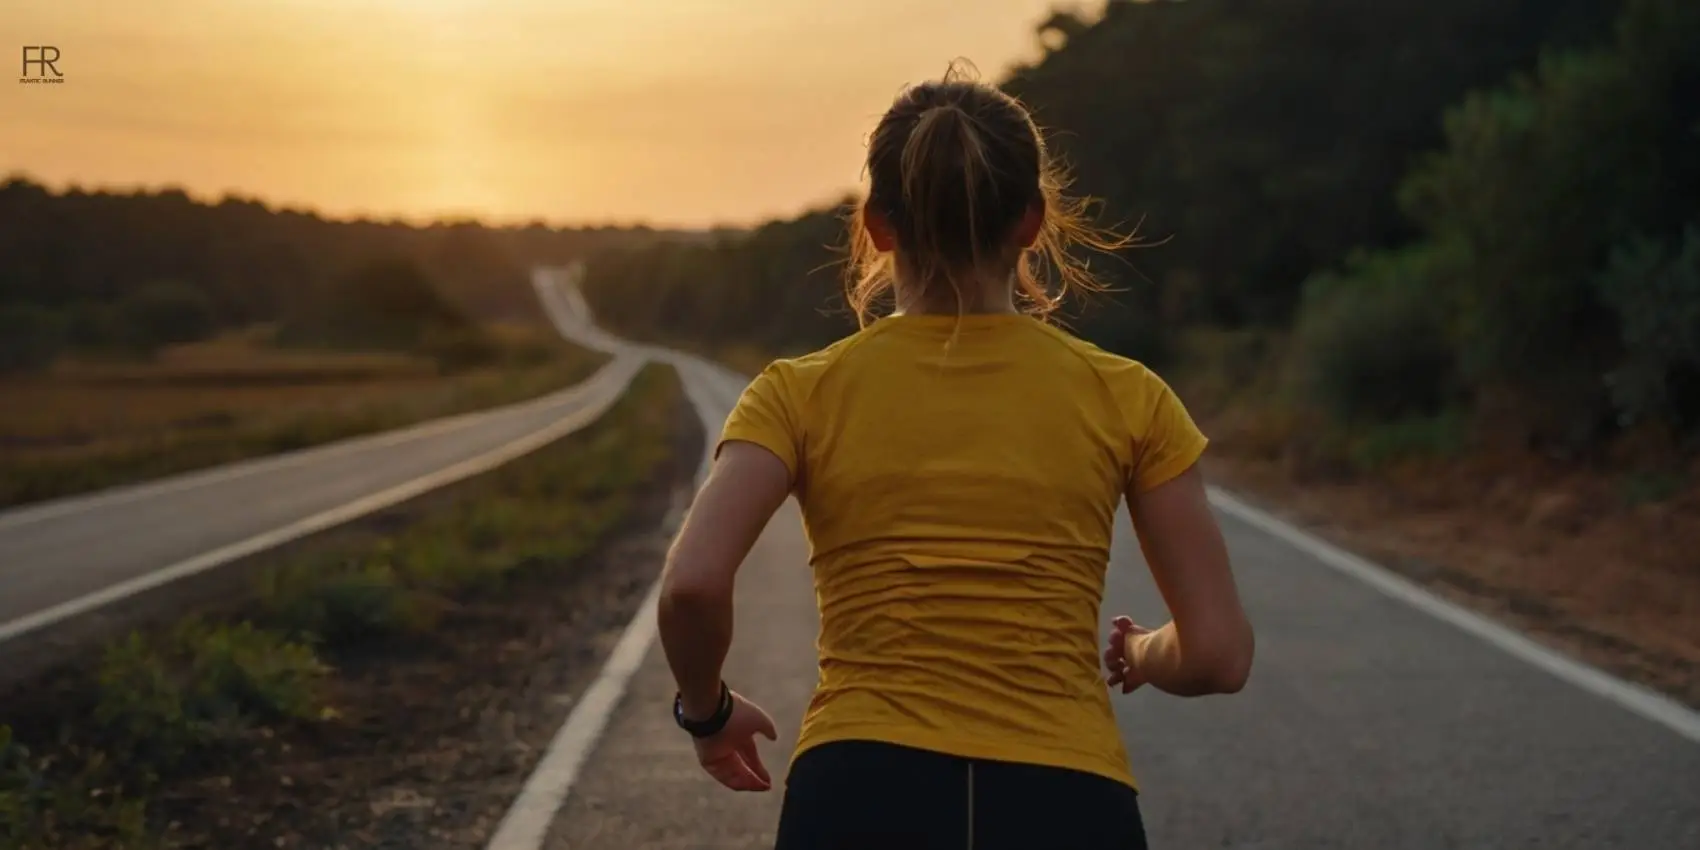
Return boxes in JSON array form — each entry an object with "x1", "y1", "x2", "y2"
[{"x1": 658, "y1": 439, "x2": 792, "y2": 719}]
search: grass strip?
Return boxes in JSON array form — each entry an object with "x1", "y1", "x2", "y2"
[{"x1": 0, "y1": 341, "x2": 609, "y2": 510}]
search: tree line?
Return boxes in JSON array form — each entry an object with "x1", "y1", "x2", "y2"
[
  {"x1": 578, "y1": 0, "x2": 1699, "y2": 449},
  {"x1": 0, "y1": 178, "x2": 686, "y2": 371}
]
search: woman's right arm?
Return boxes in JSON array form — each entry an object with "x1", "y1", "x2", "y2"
[{"x1": 1120, "y1": 463, "x2": 1254, "y2": 696}]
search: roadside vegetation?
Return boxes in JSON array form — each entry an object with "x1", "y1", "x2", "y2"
[
  {"x1": 0, "y1": 258, "x2": 607, "y2": 509},
  {"x1": 0, "y1": 365, "x2": 682, "y2": 849}
]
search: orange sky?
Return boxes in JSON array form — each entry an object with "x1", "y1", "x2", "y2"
[{"x1": 3, "y1": 0, "x2": 1098, "y2": 229}]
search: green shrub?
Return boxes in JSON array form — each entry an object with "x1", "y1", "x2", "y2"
[
  {"x1": 1349, "y1": 411, "x2": 1469, "y2": 471},
  {"x1": 1, "y1": 725, "x2": 150, "y2": 849},
  {"x1": 1617, "y1": 469, "x2": 1686, "y2": 506},
  {"x1": 117, "y1": 281, "x2": 217, "y2": 354},
  {"x1": 92, "y1": 621, "x2": 326, "y2": 769},
  {"x1": 1597, "y1": 225, "x2": 1700, "y2": 430},
  {"x1": 1392, "y1": 0, "x2": 1700, "y2": 431},
  {"x1": 260, "y1": 558, "x2": 428, "y2": 643},
  {"x1": 0, "y1": 304, "x2": 65, "y2": 373},
  {"x1": 1291, "y1": 246, "x2": 1462, "y2": 423}
]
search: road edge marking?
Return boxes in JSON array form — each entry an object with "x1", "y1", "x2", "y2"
[
  {"x1": 0, "y1": 361, "x2": 625, "y2": 533},
  {"x1": 483, "y1": 354, "x2": 725, "y2": 850},
  {"x1": 0, "y1": 358, "x2": 642, "y2": 645},
  {"x1": 1207, "y1": 486, "x2": 1700, "y2": 744}
]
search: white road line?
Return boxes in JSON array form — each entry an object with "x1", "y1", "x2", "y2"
[
  {"x1": 483, "y1": 579, "x2": 665, "y2": 850},
  {"x1": 0, "y1": 357, "x2": 642, "y2": 645},
  {"x1": 0, "y1": 363, "x2": 624, "y2": 533},
  {"x1": 484, "y1": 348, "x2": 728, "y2": 850},
  {"x1": 1207, "y1": 486, "x2": 1700, "y2": 744}
]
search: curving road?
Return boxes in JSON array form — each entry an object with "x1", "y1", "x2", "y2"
[
  {"x1": 0, "y1": 274, "x2": 647, "y2": 645},
  {"x1": 5, "y1": 265, "x2": 1696, "y2": 847}
]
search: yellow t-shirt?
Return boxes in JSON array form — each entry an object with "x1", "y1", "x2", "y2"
[{"x1": 717, "y1": 312, "x2": 1208, "y2": 790}]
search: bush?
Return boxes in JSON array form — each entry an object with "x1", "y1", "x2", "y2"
[
  {"x1": 0, "y1": 304, "x2": 64, "y2": 373},
  {"x1": 1, "y1": 725, "x2": 149, "y2": 849},
  {"x1": 92, "y1": 620, "x2": 326, "y2": 770},
  {"x1": 260, "y1": 556, "x2": 433, "y2": 644},
  {"x1": 419, "y1": 326, "x2": 502, "y2": 373},
  {"x1": 1291, "y1": 246, "x2": 1462, "y2": 423},
  {"x1": 278, "y1": 258, "x2": 475, "y2": 354},
  {"x1": 1597, "y1": 225, "x2": 1700, "y2": 430},
  {"x1": 1349, "y1": 410, "x2": 1469, "y2": 471},
  {"x1": 61, "y1": 301, "x2": 125, "y2": 351},
  {"x1": 1617, "y1": 469, "x2": 1686, "y2": 506},
  {"x1": 117, "y1": 281, "x2": 217, "y2": 354},
  {"x1": 1392, "y1": 0, "x2": 1700, "y2": 431}
]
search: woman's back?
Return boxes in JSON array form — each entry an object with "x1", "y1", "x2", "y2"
[
  {"x1": 722, "y1": 311, "x2": 1208, "y2": 787},
  {"x1": 655, "y1": 65, "x2": 1250, "y2": 848}
]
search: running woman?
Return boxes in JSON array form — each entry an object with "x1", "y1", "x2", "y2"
[{"x1": 657, "y1": 63, "x2": 1255, "y2": 850}]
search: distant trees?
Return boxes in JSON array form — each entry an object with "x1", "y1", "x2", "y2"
[
  {"x1": 579, "y1": 206, "x2": 851, "y2": 356},
  {"x1": 0, "y1": 177, "x2": 681, "y2": 372},
  {"x1": 0, "y1": 305, "x2": 62, "y2": 373},
  {"x1": 275, "y1": 258, "x2": 507, "y2": 372},
  {"x1": 118, "y1": 281, "x2": 217, "y2": 353}
]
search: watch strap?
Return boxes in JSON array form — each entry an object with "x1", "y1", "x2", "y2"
[{"x1": 674, "y1": 681, "x2": 733, "y2": 738}]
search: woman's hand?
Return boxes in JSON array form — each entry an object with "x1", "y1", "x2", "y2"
[
  {"x1": 1104, "y1": 615, "x2": 1152, "y2": 694},
  {"x1": 693, "y1": 690, "x2": 780, "y2": 792}
]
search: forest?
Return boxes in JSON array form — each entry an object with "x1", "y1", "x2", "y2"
[{"x1": 577, "y1": 0, "x2": 1700, "y2": 459}]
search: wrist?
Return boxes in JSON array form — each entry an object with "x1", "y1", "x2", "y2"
[
  {"x1": 679, "y1": 686, "x2": 723, "y2": 721},
  {"x1": 673, "y1": 681, "x2": 733, "y2": 738}
]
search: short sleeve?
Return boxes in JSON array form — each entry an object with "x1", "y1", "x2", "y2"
[
  {"x1": 1126, "y1": 368, "x2": 1209, "y2": 494},
  {"x1": 717, "y1": 362, "x2": 802, "y2": 485}
]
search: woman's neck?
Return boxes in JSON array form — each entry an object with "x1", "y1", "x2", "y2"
[{"x1": 892, "y1": 273, "x2": 1017, "y2": 317}]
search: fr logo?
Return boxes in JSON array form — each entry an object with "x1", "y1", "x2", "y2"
[{"x1": 21, "y1": 46, "x2": 63, "y2": 83}]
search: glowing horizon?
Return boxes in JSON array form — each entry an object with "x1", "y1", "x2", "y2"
[{"x1": 3, "y1": 0, "x2": 1098, "y2": 230}]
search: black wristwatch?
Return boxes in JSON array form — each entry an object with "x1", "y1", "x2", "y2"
[{"x1": 674, "y1": 681, "x2": 733, "y2": 738}]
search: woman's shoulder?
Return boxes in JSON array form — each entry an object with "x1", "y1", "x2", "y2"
[
  {"x1": 757, "y1": 330, "x2": 877, "y2": 379},
  {"x1": 740, "y1": 335, "x2": 863, "y2": 408},
  {"x1": 1029, "y1": 323, "x2": 1165, "y2": 385}
]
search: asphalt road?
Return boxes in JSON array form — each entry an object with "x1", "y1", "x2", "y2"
[
  {"x1": 530, "y1": 272, "x2": 1700, "y2": 849},
  {"x1": 6, "y1": 265, "x2": 1695, "y2": 847},
  {"x1": 0, "y1": 285, "x2": 648, "y2": 643}
]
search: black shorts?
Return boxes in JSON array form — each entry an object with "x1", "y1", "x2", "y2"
[{"x1": 774, "y1": 740, "x2": 1149, "y2": 850}]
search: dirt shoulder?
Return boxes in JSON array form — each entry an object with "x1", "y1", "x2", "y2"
[{"x1": 1197, "y1": 416, "x2": 1700, "y2": 709}]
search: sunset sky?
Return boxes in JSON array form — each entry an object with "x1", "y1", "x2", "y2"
[{"x1": 3, "y1": 0, "x2": 1099, "y2": 229}]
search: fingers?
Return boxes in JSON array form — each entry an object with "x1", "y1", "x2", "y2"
[
  {"x1": 703, "y1": 752, "x2": 769, "y2": 792},
  {"x1": 731, "y1": 692, "x2": 780, "y2": 742},
  {"x1": 738, "y1": 738, "x2": 772, "y2": 786},
  {"x1": 1105, "y1": 620, "x2": 1142, "y2": 694},
  {"x1": 1107, "y1": 670, "x2": 1136, "y2": 693},
  {"x1": 754, "y1": 704, "x2": 779, "y2": 742}
]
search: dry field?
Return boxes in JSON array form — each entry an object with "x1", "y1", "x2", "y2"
[{"x1": 0, "y1": 326, "x2": 606, "y2": 509}]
